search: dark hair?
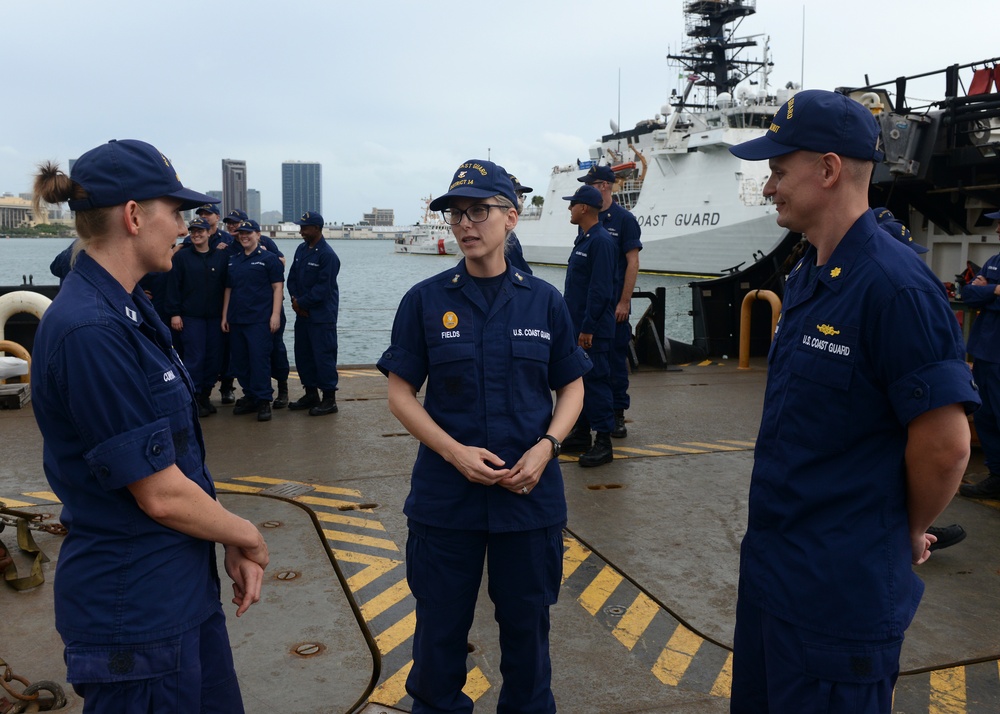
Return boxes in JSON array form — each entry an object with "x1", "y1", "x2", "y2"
[{"x1": 33, "y1": 161, "x2": 114, "y2": 240}]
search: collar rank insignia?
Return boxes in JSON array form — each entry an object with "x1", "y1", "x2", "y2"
[
  {"x1": 829, "y1": 267, "x2": 842, "y2": 278},
  {"x1": 125, "y1": 306, "x2": 138, "y2": 322},
  {"x1": 514, "y1": 272, "x2": 523, "y2": 282},
  {"x1": 451, "y1": 274, "x2": 460, "y2": 284}
]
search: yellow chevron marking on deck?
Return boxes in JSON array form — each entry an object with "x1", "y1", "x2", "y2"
[
  {"x1": 698, "y1": 360, "x2": 713, "y2": 366},
  {"x1": 298, "y1": 495, "x2": 367, "y2": 509},
  {"x1": 215, "y1": 482, "x2": 262, "y2": 493},
  {"x1": 21, "y1": 491, "x2": 60, "y2": 502},
  {"x1": 614, "y1": 446, "x2": 673, "y2": 456},
  {"x1": 375, "y1": 610, "x2": 417, "y2": 655},
  {"x1": 463, "y1": 666, "x2": 491, "y2": 701},
  {"x1": 649, "y1": 444, "x2": 710, "y2": 454},
  {"x1": 929, "y1": 666, "x2": 966, "y2": 713},
  {"x1": 578, "y1": 565, "x2": 624, "y2": 616},
  {"x1": 234, "y1": 475, "x2": 363, "y2": 497},
  {"x1": 0, "y1": 498, "x2": 35, "y2": 508},
  {"x1": 683, "y1": 442, "x2": 743, "y2": 451},
  {"x1": 323, "y1": 528, "x2": 399, "y2": 551},
  {"x1": 360, "y1": 578, "x2": 412, "y2": 621},
  {"x1": 315, "y1": 511, "x2": 387, "y2": 531},
  {"x1": 612, "y1": 592, "x2": 660, "y2": 650},
  {"x1": 711, "y1": 652, "x2": 733, "y2": 698},
  {"x1": 718, "y1": 440, "x2": 756, "y2": 447},
  {"x1": 653, "y1": 624, "x2": 704, "y2": 686},
  {"x1": 561, "y1": 537, "x2": 591, "y2": 583},
  {"x1": 332, "y1": 550, "x2": 403, "y2": 591},
  {"x1": 370, "y1": 659, "x2": 412, "y2": 705}
]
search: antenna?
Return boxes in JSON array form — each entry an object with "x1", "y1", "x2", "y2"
[{"x1": 800, "y1": 6, "x2": 805, "y2": 89}]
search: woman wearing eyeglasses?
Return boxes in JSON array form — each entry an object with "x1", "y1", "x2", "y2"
[{"x1": 378, "y1": 159, "x2": 589, "y2": 713}]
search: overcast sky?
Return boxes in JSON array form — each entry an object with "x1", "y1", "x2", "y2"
[{"x1": 4, "y1": 0, "x2": 997, "y2": 224}]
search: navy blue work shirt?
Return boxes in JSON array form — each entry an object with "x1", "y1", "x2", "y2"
[
  {"x1": 287, "y1": 237, "x2": 340, "y2": 323},
  {"x1": 377, "y1": 259, "x2": 591, "y2": 532},
  {"x1": 600, "y1": 201, "x2": 642, "y2": 299},
  {"x1": 227, "y1": 235, "x2": 283, "y2": 259},
  {"x1": 31, "y1": 251, "x2": 219, "y2": 645},
  {"x1": 166, "y1": 246, "x2": 228, "y2": 319},
  {"x1": 962, "y1": 252, "x2": 1000, "y2": 363},
  {"x1": 225, "y1": 246, "x2": 284, "y2": 324},
  {"x1": 506, "y1": 231, "x2": 533, "y2": 275},
  {"x1": 564, "y1": 223, "x2": 616, "y2": 340},
  {"x1": 742, "y1": 210, "x2": 980, "y2": 641}
]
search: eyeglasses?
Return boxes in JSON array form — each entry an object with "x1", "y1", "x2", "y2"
[{"x1": 441, "y1": 204, "x2": 509, "y2": 225}]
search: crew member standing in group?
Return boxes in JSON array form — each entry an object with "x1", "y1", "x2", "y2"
[
  {"x1": 166, "y1": 216, "x2": 228, "y2": 417},
  {"x1": 503, "y1": 171, "x2": 533, "y2": 274},
  {"x1": 218, "y1": 209, "x2": 250, "y2": 404},
  {"x1": 378, "y1": 159, "x2": 589, "y2": 714},
  {"x1": 195, "y1": 203, "x2": 232, "y2": 250},
  {"x1": 287, "y1": 211, "x2": 341, "y2": 416},
  {"x1": 726, "y1": 90, "x2": 979, "y2": 713},
  {"x1": 959, "y1": 208, "x2": 1000, "y2": 500},
  {"x1": 579, "y1": 164, "x2": 642, "y2": 438},
  {"x1": 30, "y1": 139, "x2": 268, "y2": 712},
  {"x1": 223, "y1": 220, "x2": 285, "y2": 422},
  {"x1": 562, "y1": 184, "x2": 617, "y2": 467}
]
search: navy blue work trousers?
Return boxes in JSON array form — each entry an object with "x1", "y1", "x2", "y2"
[
  {"x1": 176, "y1": 316, "x2": 223, "y2": 393},
  {"x1": 581, "y1": 340, "x2": 614, "y2": 433},
  {"x1": 973, "y1": 359, "x2": 1000, "y2": 474},
  {"x1": 611, "y1": 319, "x2": 631, "y2": 410},
  {"x1": 270, "y1": 309, "x2": 289, "y2": 382},
  {"x1": 293, "y1": 318, "x2": 339, "y2": 391},
  {"x1": 731, "y1": 585, "x2": 901, "y2": 714},
  {"x1": 229, "y1": 322, "x2": 274, "y2": 402},
  {"x1": 405, "y1": 520, "x2": 563, "y2": 714}
]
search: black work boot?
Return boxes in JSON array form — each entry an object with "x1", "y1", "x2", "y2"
[
  {"x1": 233, "y1": 395, "x2": 256, "y2": 415},
  {"x1": 927, "y1": 524, "x2": 967, "y2": 552},
  {"x1": 959, "y1": 473, "x2": 1000, "y2": 499},
  {"x1": 257, "y1": 400, "x2": 272, "y2": 422},
  {"x1": 197, "y1": 389, "x2": 216, "y2": 418},
  {"x1": 579, "y1": 432, "x2": 613, "y2": 467},
  {"x1": 220, "y1": 379, "x2": 235, "y2": 405},
  {"x1": 288, "y1": 387, "x2": 320, "y2": 411},
  {"x1": 563, "y1": 420, "x2": 592, "y2": 453},
  {"x1": 309, "y1": 391, "x2": 338, "y2": 416},
  {"x1": 611, "y1": 409, "x2": 627, "y2": 439},
  {"x1": 272, "y1": 381, "x2": 289, "y2": 409}
]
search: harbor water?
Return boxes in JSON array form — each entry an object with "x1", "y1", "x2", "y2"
[{"x1": 0, "y1": 238, "x2": 696, "y2": 364}]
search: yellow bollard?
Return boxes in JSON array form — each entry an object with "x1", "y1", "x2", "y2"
[{"x1": 738, "y1": 290, "x2": 782, "y2": 370}]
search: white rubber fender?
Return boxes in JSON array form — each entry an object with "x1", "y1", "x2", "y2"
[{"x1": 0, "y1": 290, "x2": 52, "y2": 342}]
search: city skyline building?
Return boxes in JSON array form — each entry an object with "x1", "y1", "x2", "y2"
[
  {"x1": 221, "y1": 159, "x2": 247, "y2": 218},
  {"x1": 247, "y1": 189, "x2": 261, "y2": 224},
  {"x1": 282, "y1": 161, "x2": 321, "y2": 222},
  {"x1": 363, "y1": 207, "x2": 394, "y2": 226}
]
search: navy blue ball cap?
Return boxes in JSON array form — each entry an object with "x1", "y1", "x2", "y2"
[
  {"x1": 577, "y1": 164, "x2": 616, "y2": 184},
  {"x1": 563, "y1": 185, "x2": 603, "y2": 208},
  {"x1": 729, "y1": 90, "x2": 885, "y2": 163},
  {"x1": 293, "y1": 211, "x2": 324, "y2": 226},
  {"x1": 196, "y1": 204, "x2": 221, "y2": 216},
  {"x1": 67, "y1": 139, "x2": 219, "y2": 212},
  {"x1": 507, "y1": 174, "x2": 533, "y2": 194},
  {"x1": 874, "y1": 207, "x2": 927, "y2": 254},
  {"x1": 236, "y1": 219, "x2": 260, "y2": 233},
  {"x1": 985, "y1": 209, "x2": 1000, "y2": 220},
  {"x1": 429, "y1": 159, "x2": 518, "y2": 211},
  {"x1": 188, "y1": 217, "x2": 211, "y2": 231},
  {"x1": 224, "y1": 209, "x2": 248, "y2": 223}
]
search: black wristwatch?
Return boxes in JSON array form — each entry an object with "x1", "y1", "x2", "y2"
[{"x1": 537, "y1": 434, "x2": 561, "y2": 458}]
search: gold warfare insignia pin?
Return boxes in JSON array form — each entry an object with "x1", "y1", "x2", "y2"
[
  {"x1": 829, "y1": 267, "x2": 842, "y2": 278},
  {"x1": 442, "y1": 311, "x2": 459, "y2": 329},
  {"x1": 817, "y1": 324, "x2": 841, "y2": 336}
]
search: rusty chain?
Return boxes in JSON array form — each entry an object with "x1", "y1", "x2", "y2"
[{"x1": 0, "y1": 659, "x2": 66, "y2": 712}]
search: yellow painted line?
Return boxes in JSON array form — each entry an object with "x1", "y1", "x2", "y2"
[
  {"x1": 215, "y1": 482, "x2": 262, "y2": 494},
  {"x1": 298, "y1": 495, "x2": 368, "y2": 509},
  {"x1": 323, "y1": 528, "x2": 399, "y2": 551},
  {"x1": 360, "y1": 578, "x2": 412, "y2": 621},
  {"x1": 0, "y1": 498, "x2": 35, "y2": 508},
  {"x1": 22, "y1": 491, "x2": 60, "y2": 503},
  {"x1": 370, "y1": 659, "x2": 412, "y2": 706},
  {"x1": 711, "y1": 652, "x2": 733, "y2": 698},
  {"x1": 614, "y1": 446, "x2": 672, "y2": 456},
  {"x1": 561, "y1": 537, "x2": 591, "y2": 583},
  {"x1": 314, "y1": 511, "x2": 387, "y2": 531},
  {"x1": 718, "y1": 440, "x2": 756, "y2": 447},
  {"x1": 332, "y1": 550, "x2": 403, "y2": 591},
  {"x1": 612, "y1": 592, "x2": 660, "y2": 651},
  {"x1": 463, "y1": 666, "x2": 491, "y2": 702},
  {"x1": 652, "y1": 624, "x2": 704, "y2": 687},
  {"x1": 375, "y1": 610, "x2": 417, "y2": 655},
  {"x1": 698, "y1": 360, "x2": 713, "y2": 366},
  {"x1": 340, "y1": 368, "x2": 382, "y2": 378},
  {"x1": 929, "y1": 666, "x2": 966, "y2": 713},
  {"x1": 578, "y1": 565, "x2": 624, "y2": 616},
  {"x1": 648, "y1": 444, "x2": 710, "y2": 454},
  {"x1": 234, "y1": 475, "x2": 362, "y2": 497},
  {"x1": 683, "y1": 442, "x2": 742, "y2": 452}
]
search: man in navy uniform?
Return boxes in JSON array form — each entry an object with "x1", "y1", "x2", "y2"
[
  {"x1": 287, "y1": 212, "x2": 341, "y2": 416},
  {"x1": 196, "y1": 203, "x2": 232, "y2": 250},
  {"x1": 726, "y1": 90, "x2": 979, "y2": 713},
  {"x1": 562, "y1": 184, "x2": 617, "y2": 467},
  {"x1": 579, "y1": 164, "x2": 642, "y2": 438}
]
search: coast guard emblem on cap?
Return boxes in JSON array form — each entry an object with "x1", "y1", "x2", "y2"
[
  {"x1": 817, "y1": 324, "x2": 840, "y2": 336},
  {"x1": 125, "y1": 306, "x2": 138, "y2": 322},
  {"x1": 457, "y1": 171, "x2": 467, "y2": 179},
  {"x1": 830, "y1": 267, "x2": 842, "y2": 278},
  {"x1": 442, "y1": 312, "x2": 458, "y2": 329},
  {"x1": 301, "y1": 212, "x2": 310, "y2": 220}
]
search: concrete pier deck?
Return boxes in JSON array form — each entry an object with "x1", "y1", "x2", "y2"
[{"x1": 2, "y1": 358, "x2": 998, "y2": 712}]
